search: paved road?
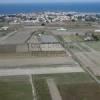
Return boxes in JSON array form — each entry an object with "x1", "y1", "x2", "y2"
[
  {"x1": 47, "y1": 79, "x2": 62, "y2": 100},
  {"x1": 0, "y1": 31, "x2": 16, "y2": 43},
  {"x1": 0, "y1": 67, "x2": 84, "y2": 76}
]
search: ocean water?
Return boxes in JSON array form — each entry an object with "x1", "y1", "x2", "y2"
[{"x1": 0, "y1": 3, "x2": 100, "y2": 14}]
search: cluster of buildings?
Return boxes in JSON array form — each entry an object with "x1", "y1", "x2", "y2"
[{"x1": 0, "y1": 12, "x2": 100, "y2": 25}]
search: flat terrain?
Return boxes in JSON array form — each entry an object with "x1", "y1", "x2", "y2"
[
  {"x1": 54, "y1": 72, "x2": 94, "y2": 84},
  {"x1": 0, "y1": 66, "x2": 84, "y2": 76},
  {"x1": 0, "y1": 72, "x2": 94, "y2": 100},
  {"x1": 33, "y1": 72, "x2": 93, "y2": 82},
  {"x1": 51, "y1": 28, "x2": 96, "y2": 36},
  {"x1": 62, "y1": 35, "x2": 83, "y2": 42},
  {"x1": 0, "y1": 25, "x2": 100, "y2": 100},
  {"x1": 0, "y1": 75, "x2": 33, "y2": 100},
  {"x1": 0, "y1": 31, "x2": 16, "y2": 42},
  {"x1": 0, "y1": 53, "x2": 84, "y2": 77},
  {"x1": 66, "y1": 42, "x2": 100, "y2": 76},
  {"x1": 86, "y1": 41, "x2": 100, "y2": 51},
  {"x1": 0, "y1": 30, "x2": 13, "y2": 37},
  {"x1": 0, "y1": 28, "x2": 33, "y2": 44},
  {"x1": 58, "y1": 83, "x2": 100, "y2": 100},
  {"x1": 32, "y1": 72, "x2": 94, "y2": 100},
  {"x1": 47, "y1": 79, "x2": 62, "y2": 100},
  {"x1": 33, "y1": 78, "x2": 51, "y2": 100},
  {"x1": 0, "y1": 57, "x2": 77, "y2": 67}
]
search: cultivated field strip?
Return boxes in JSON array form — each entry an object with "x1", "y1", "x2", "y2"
[
  {"x1": 69, "y1": 42, "x2": 100, "y2": 77},
  {"x1": 0, "y1": 67, "x2": 84, "y2": 76},
  {"x1": 0, "y1": 57, "x2": 77, "y2": 67}
]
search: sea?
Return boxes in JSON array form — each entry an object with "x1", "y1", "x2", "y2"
[{"x1": 0, "y1": 3, "x2": 100, "y2": 14}]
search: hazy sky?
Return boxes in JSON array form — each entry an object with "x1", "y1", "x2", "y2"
[{"x1": 0, "y1": 0, "x2": 100, "y2": 3}]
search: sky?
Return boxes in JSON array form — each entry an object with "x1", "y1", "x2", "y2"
[{"x1": 0, "y1": 0, "x2": 100, "y2": 3}]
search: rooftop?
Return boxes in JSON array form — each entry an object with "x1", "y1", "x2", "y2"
[{"x1": 39, "y1": 35, "x2": 58, "y2": 43}]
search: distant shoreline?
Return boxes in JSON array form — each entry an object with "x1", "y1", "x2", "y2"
[
  {"x1": 0, "y1": 3, "x2": 100, "y2": 14},
  {"x1": 0, "y1": 12, "x2": 100, "y2": 16}
]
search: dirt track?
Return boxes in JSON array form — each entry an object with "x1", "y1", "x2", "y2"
[
  {"x1": 0, "y1": 57, "x2": 77, "y2": 67},
  {"x1": 47, "y1": 79, "x2": 62, "y2": 100},
  {"x1": 0, "y1": 66, "x2": 84, "y2": 76}
]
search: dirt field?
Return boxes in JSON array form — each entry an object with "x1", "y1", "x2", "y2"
[
  {"x1": 58, "y1": 83, "x2": 100, "y2": 100},
  {"x1": 0, "y1": 57, "x2": 77, "y2": 67},
  {"x1": 33, "y1": 72, "x2": 94, "y2": 100}
]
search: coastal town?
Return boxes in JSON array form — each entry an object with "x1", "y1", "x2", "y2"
[
  {"x1": 0, "y1": 11, "x2": 100, "y2": 100},
  {"x1": 0, "y1": 12, "x2": 100, "y2": 25}
]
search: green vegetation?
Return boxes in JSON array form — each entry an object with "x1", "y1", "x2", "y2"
[
  {"x1": 65, "y1": 43, "x2": 82, "y2": 52},
  {"x1": 65, "y1": 22, "x2": 95, "y2": 29},
  {"x1": 86, "y1": 41, "x2": 100, "y2": 51},
  {"x1": 65, "y1": 42, "x2": 90, "y2": 52},
  {"x1": 78, "y1": 43, "x2": 90, "y2": 52},
  {"x1": 33, "y1": 73, "x2": 94, "y2": 100},
  {"x1": 63, "y1": 35, "x2": 83, "y2": 42},
  {"x1": 54, "y1": 73, "x2": 94, "y2": 84},
  {"x1": 96, "y1": 76, "x2": 100, "y2": 80},
  {"x1": 33, "y1": 78, "x2": 51, "y2": 100},
  {"x1": 33, "y1": 73, "x2": 94, "y2": 84},
  {"x1": 0, "y1": 76, "x2": 33, "y2": 100}
]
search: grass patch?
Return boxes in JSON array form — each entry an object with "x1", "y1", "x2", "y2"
[
  {"x1": 86, "y1": 41, "x2": 100, "y2": 51},
  {"x1": 78, "y1": 43, "x2": 90, "y2": 52},
  {"x1": 33, "y1": 78, "x2": 51, "y2": 100},
  {"x1": 32, "y1": 73, "x2": 94, "y2": 100},
  {"x1": 33, "y1": 73, "x2": 94, "y2": 100},
  {"x1": 63, "y1": 35, "x2": 83, "y2": 42},
  {"x1": 33, "y1": 73, "x2": 94, "y2": 84},
  {"x1": 54, "y1": 72, "x2": 94, "y2": 84},
  {"x1": 58, "y1": 83, "x2": 100, "y2": 100},
  {"x1": 0, "y1": 76, "x2": 33, "y2": 100},
  {"x1": 65, "y1": 43, "x2": 82, "y2": 52},
  {"x1": 96, "y1": 76, "x2": 100, "y2": 80},
  {"x1": 66, "y1": 43, "x2": 90, "y2": 52}
]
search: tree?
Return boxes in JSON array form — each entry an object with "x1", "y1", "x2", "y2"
[{"x1": 41, "y1": 23, "x2": 45, "y2": 26}]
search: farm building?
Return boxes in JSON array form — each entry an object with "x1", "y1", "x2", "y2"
[
  {"x1": 27, "y1": 31, "x2": 66, "y2": 56},
  {"x1": 0, "y1": 29, "x2": 66, "y2": 56}
]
